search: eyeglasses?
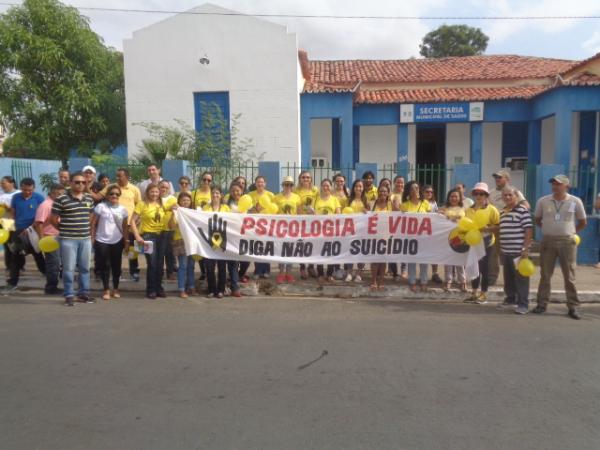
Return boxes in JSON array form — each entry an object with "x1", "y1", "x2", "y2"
[
  {"x1": 301, "y1": 176, "x2": 311, "y2": 179},
  {"x1": 73, "y1": 181, "x2": 86, "y2": 185},
  {"x1": 180, "y1": 181, "x2": 189, "y2": 185},
  {"x1": 473, "y1": 192, "x2": 487, "y2": 197},
  {"x1": 202, "y1": 178, "x2": 212, "y2": 183},
  {"x1": 108, "y1": 192, "x2": 121, "y2": 197}
]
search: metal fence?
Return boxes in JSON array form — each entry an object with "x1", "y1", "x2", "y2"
[
  {"x1": 93, "y1": 161, "x2": 148, "y2": 184},
  {"x1": 186, "y1": 162, "x2": 259, "y2": 190},
  {"x1": 10, "y1": 160, "x2": 33, "y2": 185}
]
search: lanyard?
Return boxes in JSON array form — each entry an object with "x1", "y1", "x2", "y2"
[{"x1": 552, "y1": 200, "x2": 563, "y2": 214}]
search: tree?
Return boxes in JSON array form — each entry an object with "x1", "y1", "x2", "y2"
[
  {"x1": 0, "y1": 0, "x2": 125, "y2": 163},
  {"x1": 419, "y1": 24, "x2": 489, "y2": 58}
]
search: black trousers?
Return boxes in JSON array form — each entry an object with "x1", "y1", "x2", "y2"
[
  {"x1": 7, "y1": 229, "x2": 45, "y2": 287},
  {"x1": 94, "y1": 240, "x2": 124, "y2": 290},
  {"x1": 206, "y1": 259, "x2": 226, "y2": 295},
  {"x1": 471, "y1": 245, "x2": 492, "y2": 292}
]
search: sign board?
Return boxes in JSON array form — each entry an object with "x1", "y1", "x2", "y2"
[{"x1": 400, "y1": 102, "x2": 484, "y2": 123}]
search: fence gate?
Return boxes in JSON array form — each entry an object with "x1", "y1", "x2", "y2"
[{"x1": 10, "y1": 160, "x2": 33, "y2": 185}]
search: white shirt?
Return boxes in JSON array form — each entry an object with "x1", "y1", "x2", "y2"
[
  {"x1": 94, "y1": 202, "x2": 128, "y2": 244},
  {"x1": 137, "y1": 178, "x2": 174, "y2": 201},
  {"x1": 0, "y1": 189, "x2": 20, "y2": 208}
]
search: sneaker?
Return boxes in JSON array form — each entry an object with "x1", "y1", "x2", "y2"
[
  {"x1": 147, "y1": 293, "x2": 157, "y2": 300},
  {"x1": 475, "y1": 292, "x2": 487, "y2": 304},
  {"x1": 285, "y1": 274, "x2": 295, "y2": 283},
  {"x1": 568, "y1": 308, "x2": 581, "y2": 320},
  {"x1": 206, "y1": 293, "x2": 215, "y2": 298},
  {"x1": 345, "y1": 273, "x2": 353, "y2": 282},
  {"x1": 2, "y1": 285, "x2": 18, "y2": 295},
  {"x1": 131, "y1": 273, "x2": 140, "y2": 282},
  {"x1": 497, "y1": 301, "x2": 517, "y2": 309},
  {"x1": 463, "y1": 294, "x2": 477, "y2": 303},
  {"x1": 531, "y1": 305, "x2": 546, "y2": 314},
  {"x1": 77, "y1": 294, "x2": 95, "y2": 304},
  {"x1": 354, "y1": 275, "x2": 362, "y2": 282},
  {"x1": 64, "y1": 296, "x2": 75, "y2": 306},
  {"x1": 231, "y1": 290, "x2": 242, "y2": 298},
  {"x1": 276, "y1": 274, "x2": 287, "y2": 284},
  {"x1": 216, "y1": 292, "x2": 224, "y2": 298},
  {"x1": 515, "y1": 306, "x2": 529, "y2": 315}
]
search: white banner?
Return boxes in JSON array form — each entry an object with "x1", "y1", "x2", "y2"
[{"x1": 175, "y1": 209, "x2": 484, "y2": 278}]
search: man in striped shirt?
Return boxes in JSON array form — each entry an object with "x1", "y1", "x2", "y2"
[
  {"x1": 499, "y1": 185, "x2": 533, "y2": 314},
  {"x1": 51, "y1": 172, "x2": 95, "y2": 306}
]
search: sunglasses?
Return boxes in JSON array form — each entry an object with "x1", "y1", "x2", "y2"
[
  {"x1": 180, "y1": 181, "x2": 189, "y2": 185},
  {"x1": 108, "y1": 192, "x2": 121, "y2": 197},
  {"x1": 202, "y1": 178, "x2": 212, "y2": 182},
  {"x1": 283, "y1": 183, "x2": 294, "y2": 186},
  {"x1": 73, "y1": 181, "x2": 86, "y2": 185},
  {"x1": 473, "y1": 192, "x2": 487, "y2": 196}
]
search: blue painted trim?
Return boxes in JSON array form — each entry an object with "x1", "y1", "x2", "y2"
[
  {"x1": 332, "y1": 118, "x2": 341, "y2": 168},
  {"x1": 470, "y1": 123, "x2": 483, "y2": 178},
  {"x1": 258, "y1": 161, "x2": 281, "y2": 193},
  {"x1": 527, "y1": 120, "x2": 542, "y2": 165},
  {"x1": 397, "y1": 123, "x2": 408, "y2": 169},
  {"x1": 354, "y1": 162, "x2": 379, "y2": 184},
  {"x1": 353, "y1": 126, "x2": 360, "y2": 165}
]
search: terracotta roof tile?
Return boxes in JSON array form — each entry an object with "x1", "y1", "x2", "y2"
[
  {"x1": 307, "y1": 55, "x2": 576, "y2": 85},
  {"x1": 562, "y1": 71, "x2": 600, "y2": 86},
  {"x1": 355, "y1": 86, "x2": 549, "y2": 104}
]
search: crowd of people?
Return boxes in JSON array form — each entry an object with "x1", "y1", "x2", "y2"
[{"x1": 0, "y1": 164, "x2": 588, "y2": 318}]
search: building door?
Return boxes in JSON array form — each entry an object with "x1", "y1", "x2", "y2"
[{"x1": 416, "y1": 124, "x2": 446, "y2": 195}]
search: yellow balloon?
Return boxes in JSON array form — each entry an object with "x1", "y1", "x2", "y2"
[
  {"x1": 473, "y1": 208, "x2": 490, "y2": 229},
  {"x1": 457, "y1": 217, "x2": 476, "y2": 232},
  {"x1": 265, "y1": 203, "x2": 279, "y2": 214},
  {"x1": 39, "y1": 236, "x2": 60, "y2": 253},
  {"x1": 0, "y1": 228, "x2": 8, "y2": 244},
  {"x1": 573, "y1": 234, "x2": 581, "y2": 246},
  {"x1": 238, "y1": 195, "x2": 253, "y2": 213},
  {"x1": 517, "y1": 258, "x2": 535, "y2": 277},
  {"x1": 465, "y1": 229, "x2": 482, "y2": 246},
  {"x1": 258, "y1": 195, "x2": 272, "y2": 209},
  {"x1": 342, "y1": 207, "x2": 354, "y2": 214},
  {"x1": 192, "y1": 254, "x2": 202, "y2": 261}
]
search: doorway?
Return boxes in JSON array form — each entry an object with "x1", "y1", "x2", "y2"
[{"x1": 415, "y1": 124, "x2": 446, "y2": 196}]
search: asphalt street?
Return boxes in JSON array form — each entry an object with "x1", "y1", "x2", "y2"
[{"x1": 1, "y1": 294, "x2": 600, "y2": 450}]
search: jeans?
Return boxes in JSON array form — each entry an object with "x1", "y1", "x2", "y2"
[
  {"x1": 164, "y1": 230, "x2": 177, "y2": 276},
  {"x1": 254, "y1": 262, "x2": 270, "y2": 276},
  {"x1": 408, "y1": 263, "x2": 428, "y2": 285},
  {"x1": 238, "y1": 261, "x2": 250, "y2": 278},
  {"x1": 471, "y1": 245, "x2": 492, "y2": 292},
  {"x1": 143, "y1": 232, "x2": 167, "y2": 296},
  {"x1": 60, "y1": 237, "x2": 91, "y2": 298},
  {"x1": 502, "y1": 253, "x2": 529, "y2": 308},
  {"x1": 44, "y1": 248, "x2": 61, "y2": 291},
  {"x1": 206, "y1": 259, "x2": 226, "y2": 294},
  {"x1": 227, "y1": 261, "x2": 240, "y2": 292},
  {"x1": 177, "y1": 255, "x2": 195, "y2": 292},
  {"x1": 94, "y1": 240, "x2": 124, "y2": 290},
  {"x1": 536, "y1": 236, "x2": 579, "y2": 308},
  {"x1": 7, "y1": 229, "x2": 46, "y2": 287}
]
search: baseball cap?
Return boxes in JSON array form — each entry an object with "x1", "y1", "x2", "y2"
[
  {"x1": 82, "y1": 165, "x2": 96, "y2": 174},
  {"x1": 282, "y1": 176, "x2": 294, "y2": 184},
  {"x1": 549, "y1": 174, "x2": 570, "y2": 185},
  {"x1": 492, "y1": 169, "x2": 510, "y2": 178}
]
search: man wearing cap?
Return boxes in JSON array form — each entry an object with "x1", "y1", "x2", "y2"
[
  {"x1": 488, "y1": 169, "x2": 530, "y2": 285},
  {"x1": 81, "y1": 165, "x2": 103, "y2": 203},
  {"x1": 533, "y1": 175, "x2": 587, "y2": 319}
]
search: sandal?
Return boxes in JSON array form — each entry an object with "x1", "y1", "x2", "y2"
[
  {"x1": 409, "y1": 284, "x2": 419, "y2": 293},
  {"x1": 112, "y1": 290, "x2": 121, "y2": 298},
  {"x1": 370, "y1": 283, "x2": 378, "y2": 291},
  {"x1": 179, "y1": 291, "x2": 188, "y2": 298},
  {"x1": 102, "y1": 290, "x2": 110, "y2": 301}
]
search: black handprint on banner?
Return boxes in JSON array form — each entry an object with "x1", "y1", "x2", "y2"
[{"x1": 199, "y1": 213, "x2": 228, "y2": 251}]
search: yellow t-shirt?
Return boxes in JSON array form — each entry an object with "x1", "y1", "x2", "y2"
[
  {"x1": 465, "y1": 204, "x2": 500, "y2": 247},
  {"x1": 314, "y1": 196, "x2": 341, "y2": 215},
  {"x1": 273, "y1": 193, "x2": 301, "y2": 215},
  {"x1": 192, "y1": 189, "x2": 212, "y2": 210},
  {"x1": 348, "y1": 198, "x2": 367, "y2": 213},
  {"x1": 202, "y1": 204, "x2": 231, "y2": 213},
  {"x1": 390, "y1": 192, "x2": 403, "y2": 206},
  {"x1": 134, "y1": 201, "x2": 166, "y2": 234},
  {"x1": 294, "y1": 186, "x2": 319, "y2": 213},
  {"x1": 444, "y1": 206, "x2": 466, "y2": 220},
  {"x1": 248, "y1": 190, "x2": 275, "y2": 208},
  {"x1": 162, "y1": 195, "x2": 177, "y2": 231},
  {"x1": 365, "y1": 185, "x2": 378, "y2": 203},
  {"x1": 373, "y1": 201, "x2": 393, "y2": 212},
  {"x1": 401, "y1": 200, "x2": 431, "y2": 213},
  {"x1": 333, "y1": 191, "x2": 348, "y2": 209},
  {"x1": 100, "y1": 183, "x2": 141, "y2": 224}
]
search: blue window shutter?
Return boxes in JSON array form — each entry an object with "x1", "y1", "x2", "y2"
[
  {"x1": 193, "y1": 92, "x2": 231, "y2": 162},
  {"x1": 502, "y1": 122, "x2": 528, "y2": 164}
]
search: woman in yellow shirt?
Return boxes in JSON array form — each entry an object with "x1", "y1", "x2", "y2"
[
  {"x1": 159, "y1": 180, "x2": 178, "y2": 281},
  {"x1": 169, "y1": 192, "x2": 195, "y2": 298},
  {"x1": 226, "y1": 182, "x2": 250, "y2": 286},
  {"x1": 370, "y1": 184, "x2": 394, "y2": 290},
  {"x1": 314, "y1": 179, "x2": 341, "y2": 281},
  {"x1": 130, "y1": 183, "x2": 167, "y2": 299},
  {"x1": 439, "y1": 188, "x2": 467, "y2": 292},
  {"x1": 274, "y1": 176, "x2": 302, "y2": 283},
  {"x1": 192, "y1": 171, "x2": 213, "y2": 210},
  {"x1": 464, "y1": 182, "x2": 500, "y2": 304},
  {"x1": 248, "y1": 175, "x2": 274, "y2": 279},
  {"x1": 390, "y1": 175, "x2": 406, "y2": 280},
  {"x1": 202, "y1": 187, "x2": 231, "y2": 298},
  {"x1": 332, "y1": 173, "x2": 349, "y2": 209},
  {"x1": 401, "y1": 181, "x2": 431, "y2": 292},
  {"x1": 295, "y1": 170, "x2": 319, "y2": 279},
  {"x1": 344, "y1": 179, "x2": 369, "y2": 282}
]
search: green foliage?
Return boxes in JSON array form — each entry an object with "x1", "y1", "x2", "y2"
[
  {"x1": 419, "y1": 24, "x2": 489, "y2": 58},
  {"x1": 0, "y1": 0, "x2": 126, "y2": 163},
  {"x1": 39, "y1": 172, "x2": 57, "y2": 193}
]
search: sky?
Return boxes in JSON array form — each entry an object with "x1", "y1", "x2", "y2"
[{"x1": 2, "y1": 0, "x2": 600, "y2": 60}]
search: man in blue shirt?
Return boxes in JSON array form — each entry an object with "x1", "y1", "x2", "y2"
[{"x1": 4, "y1": 178, "x2": 46, "y2": 294}]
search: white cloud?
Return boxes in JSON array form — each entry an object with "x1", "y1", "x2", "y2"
[{"x1": 582, "y1": 30, "x2": 600, "y2": 54}]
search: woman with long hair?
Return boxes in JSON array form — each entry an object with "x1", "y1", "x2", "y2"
[
  {"x1": 249, "y1": 175, "x2": 274, "y2": 279},
  {"x1": 314, "y1": 178, "x2": 341, "y2": 281},
  {"x1": 344, "y1": 179, "x2": 369, "y2": 282},
  {"x1": 295, "y1": 170, "x2": 319, "y2": 279},
  {"x1": 169, "y1": 192, "x2": 196, "y2": 298},
  {"x1": 273, "y1": 176, "x2": 302, "y2": 283},
  {"x1": 390, "y1": 175, "x2": 406, "y2": 280},
  {"x1": 332, "y1": 173, "x2": 349, "y2": 209},
  {"x1": 91, "y1": 184, "x2": 128, "y2": 300},
  {"x1": 203, "y1": 186, "x2": 231, "y2": 298},
  {"x1": 370, "y1": 184, "x2": 394, "y2": 290},
  {"x1": 130, "y1": 184, "x2": 167, "y2": 299},
  {"x1": 439, "y1": 188, "x2": 467, "y2": 292},
  {"x1": 401, "y1": 180, "x2": 431, "y2": 292}
]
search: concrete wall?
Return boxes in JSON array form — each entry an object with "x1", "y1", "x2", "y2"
[
  {"x1": 541, "y1": 115, "x2": 556, "y2": 164},
  {"x1": 310, "y1": 119, "x2": 332, "y2": 162},
  {"x1": 359, "y1": 125, "x2": 396, "y2": 165},
  {"x1": 446, "y1": 123, "x2": 470, "y2": 166},
  {"x1": 124, "y1": 4, "x2": 301, "y2": 163},
  {"x1": 0, "y1": 158, "x2": 62, "y2": 194},
  {"x1": 482, "y1": 122, "x2": 503, "y2": 187}
]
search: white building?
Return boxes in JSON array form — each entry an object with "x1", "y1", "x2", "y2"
[{"x1": 124, "y1": 3, "x2": 303, "y2": 163}]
